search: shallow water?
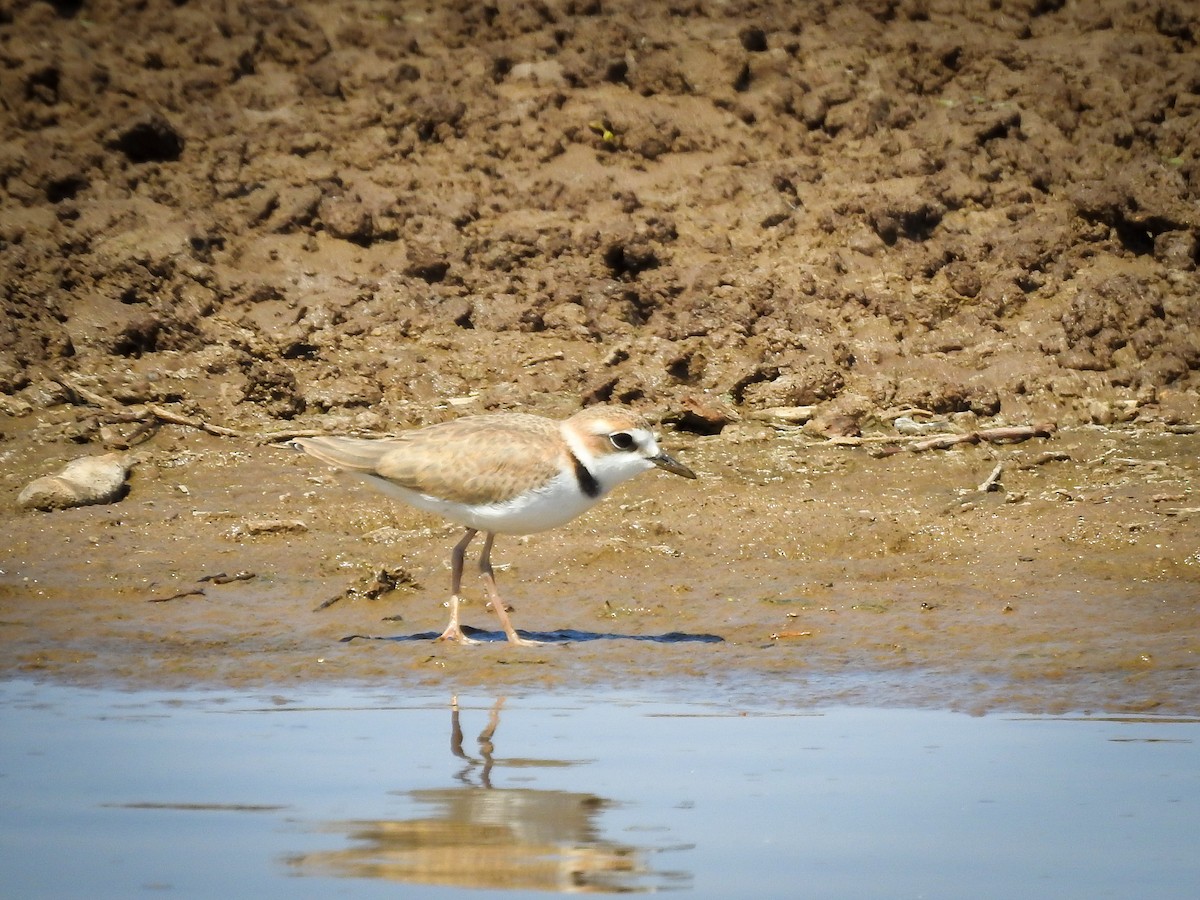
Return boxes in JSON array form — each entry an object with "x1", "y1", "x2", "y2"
[{"x1": 1, "y1": 680, "x2": 1196, "y2": 899}]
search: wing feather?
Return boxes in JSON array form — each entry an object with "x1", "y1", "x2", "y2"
[
  {"x1": 291, "y1": 436, "x2": 395, "y2": 472},
  {"x1": 295, "y1": 414, "x2": 567, "y2": 507}
]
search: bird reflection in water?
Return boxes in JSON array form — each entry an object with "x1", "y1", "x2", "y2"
[{"x1": 288, "y1": 697, "x2": 689, "y2": 893}]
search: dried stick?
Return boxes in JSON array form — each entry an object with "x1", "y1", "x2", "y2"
[
  {"x1": 53, "y1": 375, "x2": 320, "y2": 443},
  {"x1": 976, "y1": 462, "x2": 1004, "y2": 493},
  {"x1": 909, "y1": 423, "x2": 1056, "y2": 453}
]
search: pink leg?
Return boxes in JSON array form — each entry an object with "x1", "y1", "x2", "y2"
[
  {"x1": 479, "y1": 532, "x2": 544, "y2": 646},
  {"x1": 438, "y1": 529, "x2": 480, "y2": 643}
]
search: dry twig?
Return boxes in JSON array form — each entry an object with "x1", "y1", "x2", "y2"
[
  {"x1": 148, "y1": 588, "x2": 206, "y2": 603},
  {"x1": 53, "y1": 374, "x2": 320, "y2": 443},
  {"x1": 977, "y1": 462, "x2": 1004, "y2": 493},
  {"x1": 908, "y1": 422, "x2": 1056, "y2": 453}
]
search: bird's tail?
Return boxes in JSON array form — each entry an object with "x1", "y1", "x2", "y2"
[{"x1": 290, "y1": 436, "x2": 391, "y2": 473}]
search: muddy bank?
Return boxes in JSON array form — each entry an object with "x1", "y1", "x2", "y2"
[
  {"x1": 2, "y1": 418, "x2": 1196, "y2": 714},
  {"x1": 2, "y1": 0, "x2": 1198, "y2": 434}
]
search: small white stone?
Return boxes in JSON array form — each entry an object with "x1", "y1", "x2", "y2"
[{"x1": 18, "y1": 453, "x2": 134, "y2": 511}]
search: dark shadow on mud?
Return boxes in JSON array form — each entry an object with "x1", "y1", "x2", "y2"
[{"x1": 341, "y1": 627, "x2": 725, "y2": 644}]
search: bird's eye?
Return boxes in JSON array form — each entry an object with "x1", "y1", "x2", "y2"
[{"x1": 609, "y1": 432, "x2": 636, "y2": 451}]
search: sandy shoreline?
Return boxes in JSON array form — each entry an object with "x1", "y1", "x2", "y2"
[{"x1": 4, "y1": 420, "x2": 1196, "y2": 715}]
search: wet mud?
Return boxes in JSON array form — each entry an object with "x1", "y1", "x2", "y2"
[
  {"x1": 1, "y1": 1, "x2": 1199, "y2": 712},
  {"x1": 3, "y1": 421, "x2": 1197, "y2": 714}
]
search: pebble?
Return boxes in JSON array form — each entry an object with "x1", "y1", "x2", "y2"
[
  {"x1": 18, "y1": 453, "x2": 134, "y2": 511},
  {"x1": 748, "y1": 406, "x2": 816, "y2": 426},
  {"x1": 894, "y1": 416, "x2": 952, "y2": 435}
]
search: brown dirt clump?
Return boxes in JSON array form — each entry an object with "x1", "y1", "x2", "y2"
[{"x1": 2, "y1": 1, "x2": 1198, "y2": 710}]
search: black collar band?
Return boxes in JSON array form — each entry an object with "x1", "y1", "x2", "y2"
[{"x1": 570, "y1": 453, "x2": 601, "y2": 498}]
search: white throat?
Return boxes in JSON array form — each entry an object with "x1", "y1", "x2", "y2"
[{"x1": 560, "y1": 423, "x2": 656, "y2": 497}]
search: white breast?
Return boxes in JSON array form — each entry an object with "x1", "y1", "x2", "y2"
[{"x1": 361, "y1": 470, "x2": 604, "y2": 535}]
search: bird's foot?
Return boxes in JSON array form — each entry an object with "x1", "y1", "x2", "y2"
[
  {"x1": 506, "y1": 633, "x2": 546, "y2": 647},
  {"x1": 436, "y1": 623, "x2": 481, "y2": 644}
]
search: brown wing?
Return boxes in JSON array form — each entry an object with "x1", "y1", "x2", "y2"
[
  {"x1": 291, "y1": 436, "x2": 395, "y2": 472},
  {"x1": 295, "y1": 414, "x2": 566, "y2": 507},
  {"x1": 375, "y1": 415, "x2": 565, "y2": 506}
]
